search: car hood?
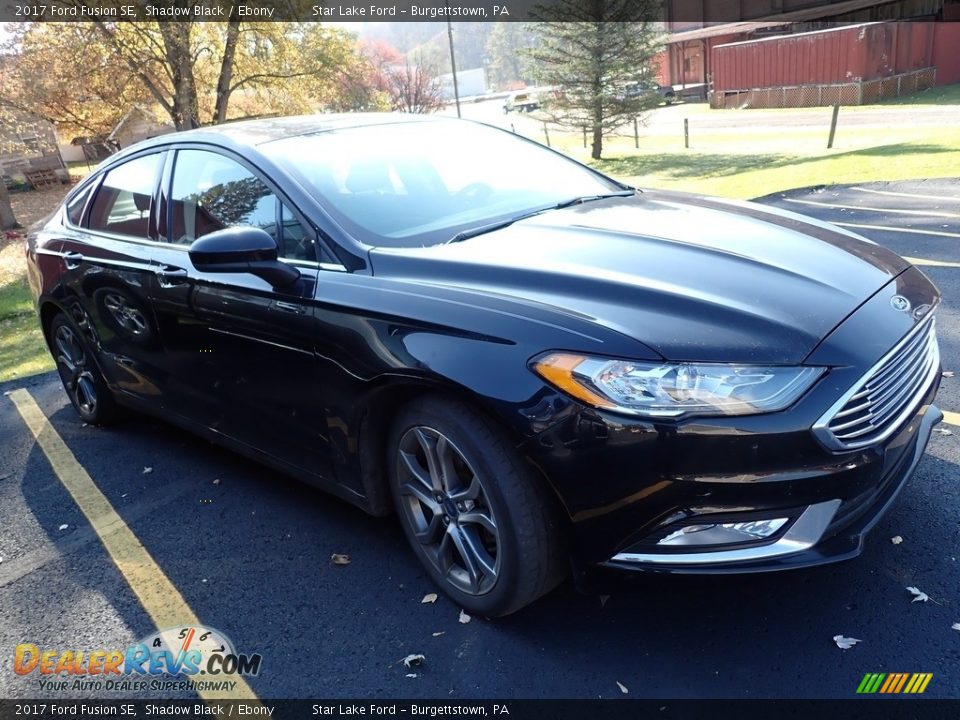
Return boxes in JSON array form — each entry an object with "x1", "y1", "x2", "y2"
[{"x1": 368, "y1": 191, "x2": 910, "y2": 363}]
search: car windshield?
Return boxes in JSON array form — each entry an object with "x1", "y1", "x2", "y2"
[{"x1": 262, "y1": 120, "x2": 623, "y2": 248}]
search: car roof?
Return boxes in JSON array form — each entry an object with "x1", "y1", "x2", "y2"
[{"x1": 134, "y1": 113, "x2": 441, "y2": 151}]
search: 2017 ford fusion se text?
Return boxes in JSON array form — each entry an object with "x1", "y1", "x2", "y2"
[{"x1": 26, "y1": 115, "x2": 943, "y2": 616}]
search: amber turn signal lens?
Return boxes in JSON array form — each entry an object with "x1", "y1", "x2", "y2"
[{"x1": 532, "y1": 353, "x2": 618, "y2": 410}]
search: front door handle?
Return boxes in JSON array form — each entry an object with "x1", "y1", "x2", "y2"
[
  {"x1": 155, "y1": 265, "x2": 188, "y2": 287},
  {"x1": 272, "y1": 300, "x2": 306, "y2": 315},
  {"x1": 63, "y1": 251, "x2": 83, "y2": 269}
]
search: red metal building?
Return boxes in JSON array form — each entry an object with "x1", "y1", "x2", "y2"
[
  {"x1": 656, "y1": 0, "x2": 958, "y2": 104},
  {"x1": 710, "y1": 21, "x2": 960, "y2": 107}
]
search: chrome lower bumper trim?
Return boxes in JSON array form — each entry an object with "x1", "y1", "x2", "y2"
[{"x1": 610, "y1": 499, "x2": 841, "y2": 566}]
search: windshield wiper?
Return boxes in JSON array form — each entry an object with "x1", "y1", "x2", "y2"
[
  {"x1": 447, "y1": 205, "x2": 556, "y2": 244},
  {"x1": 446, "y1": 190, "x2": 636, "y2": 244},
  {"x1": 553, "y1": 189, "x2": 636, "y2": 209}
]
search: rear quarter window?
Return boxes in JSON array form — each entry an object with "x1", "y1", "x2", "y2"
[{"x1": 87, "y1": 153, "x2": 164, "y2": 239}]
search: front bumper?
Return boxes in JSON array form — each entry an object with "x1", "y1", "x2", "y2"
[{"x1": 602, "y1": 402, "x2": 942, "y2": 576}]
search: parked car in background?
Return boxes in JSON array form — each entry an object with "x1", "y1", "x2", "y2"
[
  {"x1": 621, "y1": 81, "x2": 676, "y2": 104},
  {"x1": 503, "y1": 90, "x2": 541, "y2": 113},
  {"x1": 27, "y1": 114, "x2": 943, "y2": 616}
]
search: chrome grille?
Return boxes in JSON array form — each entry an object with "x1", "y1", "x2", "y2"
[{"x1": 814, "y1": 315, "x2": 939, "y2": 451}]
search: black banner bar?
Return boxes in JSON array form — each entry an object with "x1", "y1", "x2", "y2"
[
  {"x1": 0, "y1": 0, "x2": 949, "y2": 23},
  {"x1": 3, "y1": 0, "x2": 536, "y2": 23},
  {"x1": 1, "y1": 700, "x2": 959, "y2": 720}
]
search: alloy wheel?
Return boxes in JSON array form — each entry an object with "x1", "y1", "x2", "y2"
[
  {"x1": 54, "y1": 323, "x2": 98, "y2": 416},
  {"x1": 396, "y1": 426, "x2": 501, "y2": 595}
]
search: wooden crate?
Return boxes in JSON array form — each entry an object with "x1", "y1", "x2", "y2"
[{"x1": 24, "y1": 169, "x2": 60, "y2": 190}]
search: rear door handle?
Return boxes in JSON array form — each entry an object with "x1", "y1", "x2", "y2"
[
  {"x1": 63, "y1": 251, "x2": 83, "y2": 269},
  {"x1": 272, "y1": 300, "x2": 306, "y2": 315}
]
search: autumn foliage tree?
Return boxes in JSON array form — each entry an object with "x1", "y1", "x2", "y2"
[
  {"x1": 0, "y1": 16, "x2": 366, "y2": 138},
  {"x1": 386, "y1": 52, "x2": 444, "y2": 114},
  {"x1": 331, "y1": 39, "x2": 403, "y2": 112}
]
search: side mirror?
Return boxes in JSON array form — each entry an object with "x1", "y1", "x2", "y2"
[{"x1": 188, "y1": 227, "x2": 301, "y2": 290}]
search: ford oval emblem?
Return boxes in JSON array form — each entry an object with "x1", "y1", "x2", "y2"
[{"x1": 890, "y1": 295, "x2": 911, "y2": 312}]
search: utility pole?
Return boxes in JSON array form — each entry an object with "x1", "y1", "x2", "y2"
[{"x1": 445, "y1": 9, "x2": 461, "y2": 118}]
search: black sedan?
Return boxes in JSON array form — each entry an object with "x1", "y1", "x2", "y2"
[{"x1": 26, "y1": 115, "x2": 943, "y2": 616}]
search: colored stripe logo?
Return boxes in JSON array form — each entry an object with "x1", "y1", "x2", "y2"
[{"x1": 857, "y1": 673, "x2": 933, "y2": 694}]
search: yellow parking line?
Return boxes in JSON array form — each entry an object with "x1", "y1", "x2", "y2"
[
  {"x1": 942, "y1": 410, "x2": 960, "y2": 428},
  {"x1": 904, "y1": 256, "x2": 960, "y2": 268},
  {"x1": 833, "y1": 222, "x2": 960, "y2": 239},
  {"x1": 853, "y1": 187, "x2": 960, "y2": 203},
  {"x1": 8, "y1": 389, "x2": 259, "y2": 704},
  {"x1": 786, "y1": 197, "x2": 960, "y2": 219}
]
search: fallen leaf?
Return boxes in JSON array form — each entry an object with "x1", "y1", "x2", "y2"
[
  {"x1": 120, "y1": 493, "x2": 128, "y2": 498},
  {"x1": 331, "y1": 553, "x2": 351, "y2": 565},
  {"x1": 405, "y1": 673, "x2": 418, "y2": 678},
  {"x1": 58, "y1": 524, "x2": 69, "y2": 531},
  {"x1": 212, "y1": 478, "x2": 221, "y2": 485},
  {"x1": 891, "y1": 536, "x2": 903, "y2": 545},
  {"x1": 432, "y1": 631, "x2": 445, "y2": 637},
  {"x1": 934, "y1": 427, "x2": 953, "y2": 436},
  {"x1": 421, "y1": 593, "x2": 438, "y2": 604},
  {"x1": 402, "y1": 654, "x2": 425, "y2": 668},
  {"x1": 833, "y1": 635, "x2": 861, "y2": 649},
  {"x1": 942, "y1": 371, "x2": 955, "y2": 378},
  {"x1": 458, "y1": 609, "x2": 471, "y2": 624},
  {"x1": 616, "y1": 681, "x2": 629, "y2": 694},
  {"x1": 600, "y1": 595, "x2": 610, "y2": 607},
  {"x1": 142, "y1": 467, "x2": 153, "y2": 475},
  {"x1": 952, "y1": 623, "x2": 960, "y2": 632},
  {"x1": 906, "y1": 586, "x2": 929, "y2": 603}
]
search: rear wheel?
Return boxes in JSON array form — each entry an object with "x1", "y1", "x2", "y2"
[
  {"x1": 388, "y1": 397, "x2": 566, "y2": 616},
  {"x1": 50, "y1": 312, "x2": 119, "y2": 425}
]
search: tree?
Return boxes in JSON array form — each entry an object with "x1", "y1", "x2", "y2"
[
  {"x1": 527, "y1": 0, "x2": 663, "y2": 159},
  {"x1": 1, "y1": 23, "x2": 151, "y2": 139},
  {"x1": 0, "y1": 103, "x2": 33, "y2": 230},
  {"x1": 0, "y1": 181, "x2": 16, "y2": 230},
  {"x1": 330, "y1": 39, "x2": 403, "y2": 112},
  {"x1": 1, "y1": 14, "x2": 364, "y2": 136},
  {"x1": 485, "y1": 23, "x2": 535, "y2": 90},
  {"x1": 387, "y1": 53, "x2": 443, "y2": 114}
]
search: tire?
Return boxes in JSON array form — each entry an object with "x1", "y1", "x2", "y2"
[
  {"x1": 388, "y1": 396, "x2": 567, "y2": 616},
  {"x1": 49, "y1": 312, "x2": 120, "y2": 425}
]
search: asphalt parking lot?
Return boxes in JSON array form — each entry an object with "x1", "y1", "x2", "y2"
[{"x1": 0, "y1": 179, "x2": 957, "y2": 701}]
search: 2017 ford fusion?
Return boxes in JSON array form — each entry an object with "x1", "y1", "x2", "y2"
[{"x1": 26, "y1": 115, "x2": 943, "y2": 615}]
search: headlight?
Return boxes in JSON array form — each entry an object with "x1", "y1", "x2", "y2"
[{"x1": 531, "y1": 353, "x2": 824, "y2": 418}]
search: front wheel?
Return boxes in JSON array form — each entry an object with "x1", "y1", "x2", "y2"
[
  {"x1": 50, "y1": 312, "x2": 119, "y2": 425},
  {"x1": 388, "y1": 397, "x2": 566, "y2": 616}
]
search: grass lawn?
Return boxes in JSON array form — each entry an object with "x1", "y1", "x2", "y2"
[
  {"x1": 504, "y1": 82, "x2": 960, "y2": 197},
  {"x1": 0, "y1": 240, "x2": 54, "y2": 383},
  {"x1": 586, "y1": 128, "x2": 960, "y2": 198}
]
